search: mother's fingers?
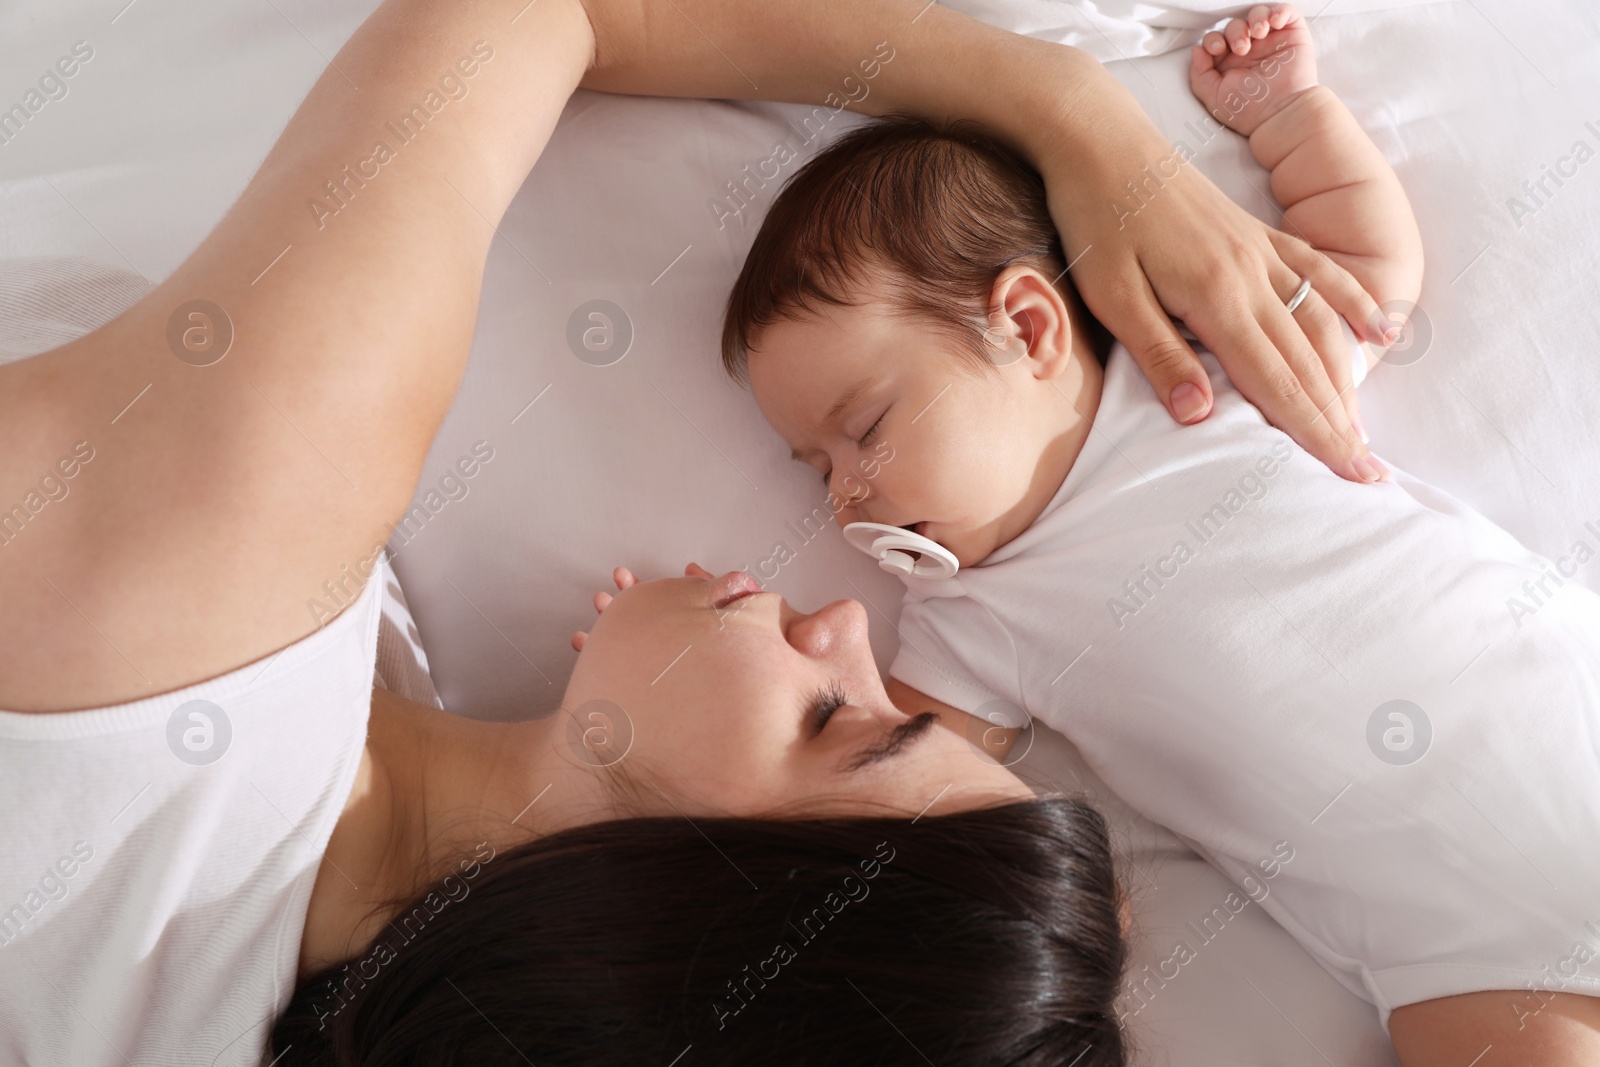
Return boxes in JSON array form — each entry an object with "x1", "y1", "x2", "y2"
[
  {"x1": 1098, "y1": 269, "x2": 1215, "y2": 424},
  {"x1": 1266, "y1": 233, "x2": 1388, "y2": 446},
  {"x1": 1252, "y1": 292, "x2": 1384, "y2": 482},
  {"x1": 1042, "y1": 129, "x2": 1385, "y2": 483},
  {"x1": 1265, "y1": 257, "x2": 1364, "y2": 449},
  {"x1": 1288, "y1": 284, "x2": 1367, "y2": 446},
  {"x1": 1188, "y1": 292, "x2": 1368, "y2": 483},
  {"x1": 1268, "y1": 231, "x2": 1389, "y2": 346}
]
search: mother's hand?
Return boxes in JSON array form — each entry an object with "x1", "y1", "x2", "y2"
[
  {"x1": 573, "y1": 0, "x2": 1385, "y2": 480},
  {"x1": 1028, "y1": 68, "x2": 1387, "y2": 483}
]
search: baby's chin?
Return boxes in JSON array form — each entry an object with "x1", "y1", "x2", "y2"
[
  {"x1": 921, "y1": 520, "x2": 995, "y2": 570},
  {"x1": 939, "y1": 506, "x2": 1042, "y2": 568}
]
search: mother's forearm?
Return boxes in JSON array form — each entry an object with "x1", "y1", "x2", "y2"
[
  {"x1": 127, "y1": 0, "x2": 599, "y2": 484},
  {"x1": 1, "y1": 0, "x2": 603, "y2": 709},
  {"x1": 236, "y1": 0, "x2": 594, "y2": 238},
  {"x1": 576, "y1": 0, "x2": 1115, "y2": 170}
]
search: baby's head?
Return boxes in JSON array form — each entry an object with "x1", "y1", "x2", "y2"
[{"x1": 723, "y1": 116, "x2": 1107, "y2": 567}]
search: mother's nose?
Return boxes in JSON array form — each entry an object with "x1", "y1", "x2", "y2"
[{"x1": 786, "y1": 598, "x2": 870, "y2": 659}]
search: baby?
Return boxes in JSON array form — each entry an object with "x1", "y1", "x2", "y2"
[{"x1": 724, "y1": 4, "x2": 1600, "y2": 1034}]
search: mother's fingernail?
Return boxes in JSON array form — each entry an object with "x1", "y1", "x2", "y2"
[
  {"x1": 1354, "y1": 454, "x2": 1385, "y2": 483},
  {"x1": 1352, "y1": 412, "x2": 1370, "y2": 444},
  {"x1": 1171, "y1": 382, "x2": 1209, "y2": 423}
]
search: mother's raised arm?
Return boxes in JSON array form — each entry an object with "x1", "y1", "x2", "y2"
[{"x1": 577, "y1": 0, "x2": 1385, "y2": 482}]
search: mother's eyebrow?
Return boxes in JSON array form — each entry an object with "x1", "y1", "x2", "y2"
[
  {"x1": 844, "y1": 711, "x2": 939, "y2": 772},
  {"x1": 788, "y1": 375, "x2": 879, "y2": 462}
]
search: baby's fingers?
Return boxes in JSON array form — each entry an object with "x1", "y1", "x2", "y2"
[
  {"x1": 1224, "y1": 18, "x2": 1253, "y2": 54},
  {"x1": 1202, "y1": 30, "x2": 1228, "y2": 56},
  {"x1": 1190, "y1": 43, "x2": 1224, "y2": 98},
  {"x1": 1246, "y1": 5, "x2": 1274, "y2": 37},
  {"x1": 1269, "y1": 3, "x2": 1302, "y2": 30},
  {"x1": 613, "y1": 565, "x2": 638, "y2": 590},
  {"x1": 593, "y1": 590, "x2": 614, "y2": 614}
]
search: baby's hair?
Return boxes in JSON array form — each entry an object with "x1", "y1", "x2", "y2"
[{"x1": 721, "y1": 113, "x2": 1100, "y2": 383}]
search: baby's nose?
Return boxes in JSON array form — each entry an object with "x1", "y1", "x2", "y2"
[{"x1": 826, "y1": 488, "x2": 866, "y2": 525}]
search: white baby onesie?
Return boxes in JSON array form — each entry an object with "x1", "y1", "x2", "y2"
[{"x1": 888, "y1": 341, "x2": 1600, "y2": 1029}]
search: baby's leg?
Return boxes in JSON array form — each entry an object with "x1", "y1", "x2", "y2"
[
  {"x1": 0, "y1": 0, "x2": 593, "y2": 710},
  {"x1": 1391, "y1": 990, "x2": 1600, "y2": 1066}
]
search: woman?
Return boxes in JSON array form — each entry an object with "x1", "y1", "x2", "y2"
[{"x1": 1, "y1": 0, "x2": 1565, "y2": 1063}]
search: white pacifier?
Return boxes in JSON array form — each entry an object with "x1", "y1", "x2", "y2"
[{"x1": 842, "y1": 521, "x2": 959, "y2": 580}]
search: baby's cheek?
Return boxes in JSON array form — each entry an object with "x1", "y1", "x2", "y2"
[
  {"x1": 978, "y1": 432, "x2": 1053, "y2": 526},
  {"x1": 922, "y1": 434, "x2": 1002, "y2": 513}
]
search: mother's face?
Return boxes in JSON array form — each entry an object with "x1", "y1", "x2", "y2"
[{"x1": 561, "y1": 564, "x2": 1033, "y2": 817}]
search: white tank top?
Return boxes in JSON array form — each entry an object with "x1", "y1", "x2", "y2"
[
  {"x1": 0, "y1": 255, "x2": 450, "y2": 1066},
  {"x1": 0, "y1": 556, "x2": 385, "y2": 1066}
]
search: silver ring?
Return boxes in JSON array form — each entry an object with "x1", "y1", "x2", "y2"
[{"x1": 1285, "y1": 276, "x2": 1312, "y2": 313}]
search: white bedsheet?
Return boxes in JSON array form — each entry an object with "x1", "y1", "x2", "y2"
[
  {"x1": 3, "y1": 1, "x2": 1597, "y2": 1062},
  {"x1": 941, "y1": 0, "x2": 1439, "y2": 63}
]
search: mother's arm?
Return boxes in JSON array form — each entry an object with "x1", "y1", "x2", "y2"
[
  {"x1": 0, "y1": 0, "x2": 1375, "y2": 714},
  {"x1": 0, "y1": 0, "x2": 601, "y2": 711},
  {"x1": 575, "y1": 0, "x2": 1386, "y2": 481}
]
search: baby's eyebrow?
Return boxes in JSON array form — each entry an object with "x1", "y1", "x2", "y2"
[{"x1": 788, "y1": 375, "x2": 879, "y2": 462}]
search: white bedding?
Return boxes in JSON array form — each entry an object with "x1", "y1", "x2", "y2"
[{"x1": 3, "y1": 0, "x2": 1597, "y2": 1061}]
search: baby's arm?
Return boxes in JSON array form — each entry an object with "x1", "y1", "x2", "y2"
[{"x1": 1190, "y1": 5, "x2": 1423, "y2": 367}]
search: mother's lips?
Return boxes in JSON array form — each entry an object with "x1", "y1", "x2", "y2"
[{"x1": 709, "y1": 570, "x2": 764, "y2": 609}]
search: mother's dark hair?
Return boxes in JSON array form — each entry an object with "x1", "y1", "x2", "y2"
[{"x1": 270, "y1": 796, "x2": 1128, "y2": 1065}]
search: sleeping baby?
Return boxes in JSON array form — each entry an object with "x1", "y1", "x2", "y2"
[{"x1": 723, "y1": 3, "x2": 1600, "y2": 1032}]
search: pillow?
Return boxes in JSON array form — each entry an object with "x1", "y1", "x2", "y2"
[{"x1": 8, "y1": 2, "x2": 1595, "y2": 1062}]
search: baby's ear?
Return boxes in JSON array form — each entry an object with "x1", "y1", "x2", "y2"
[{"x1": 987, "y1": 265, "x2": 1076, "y2": 376}]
